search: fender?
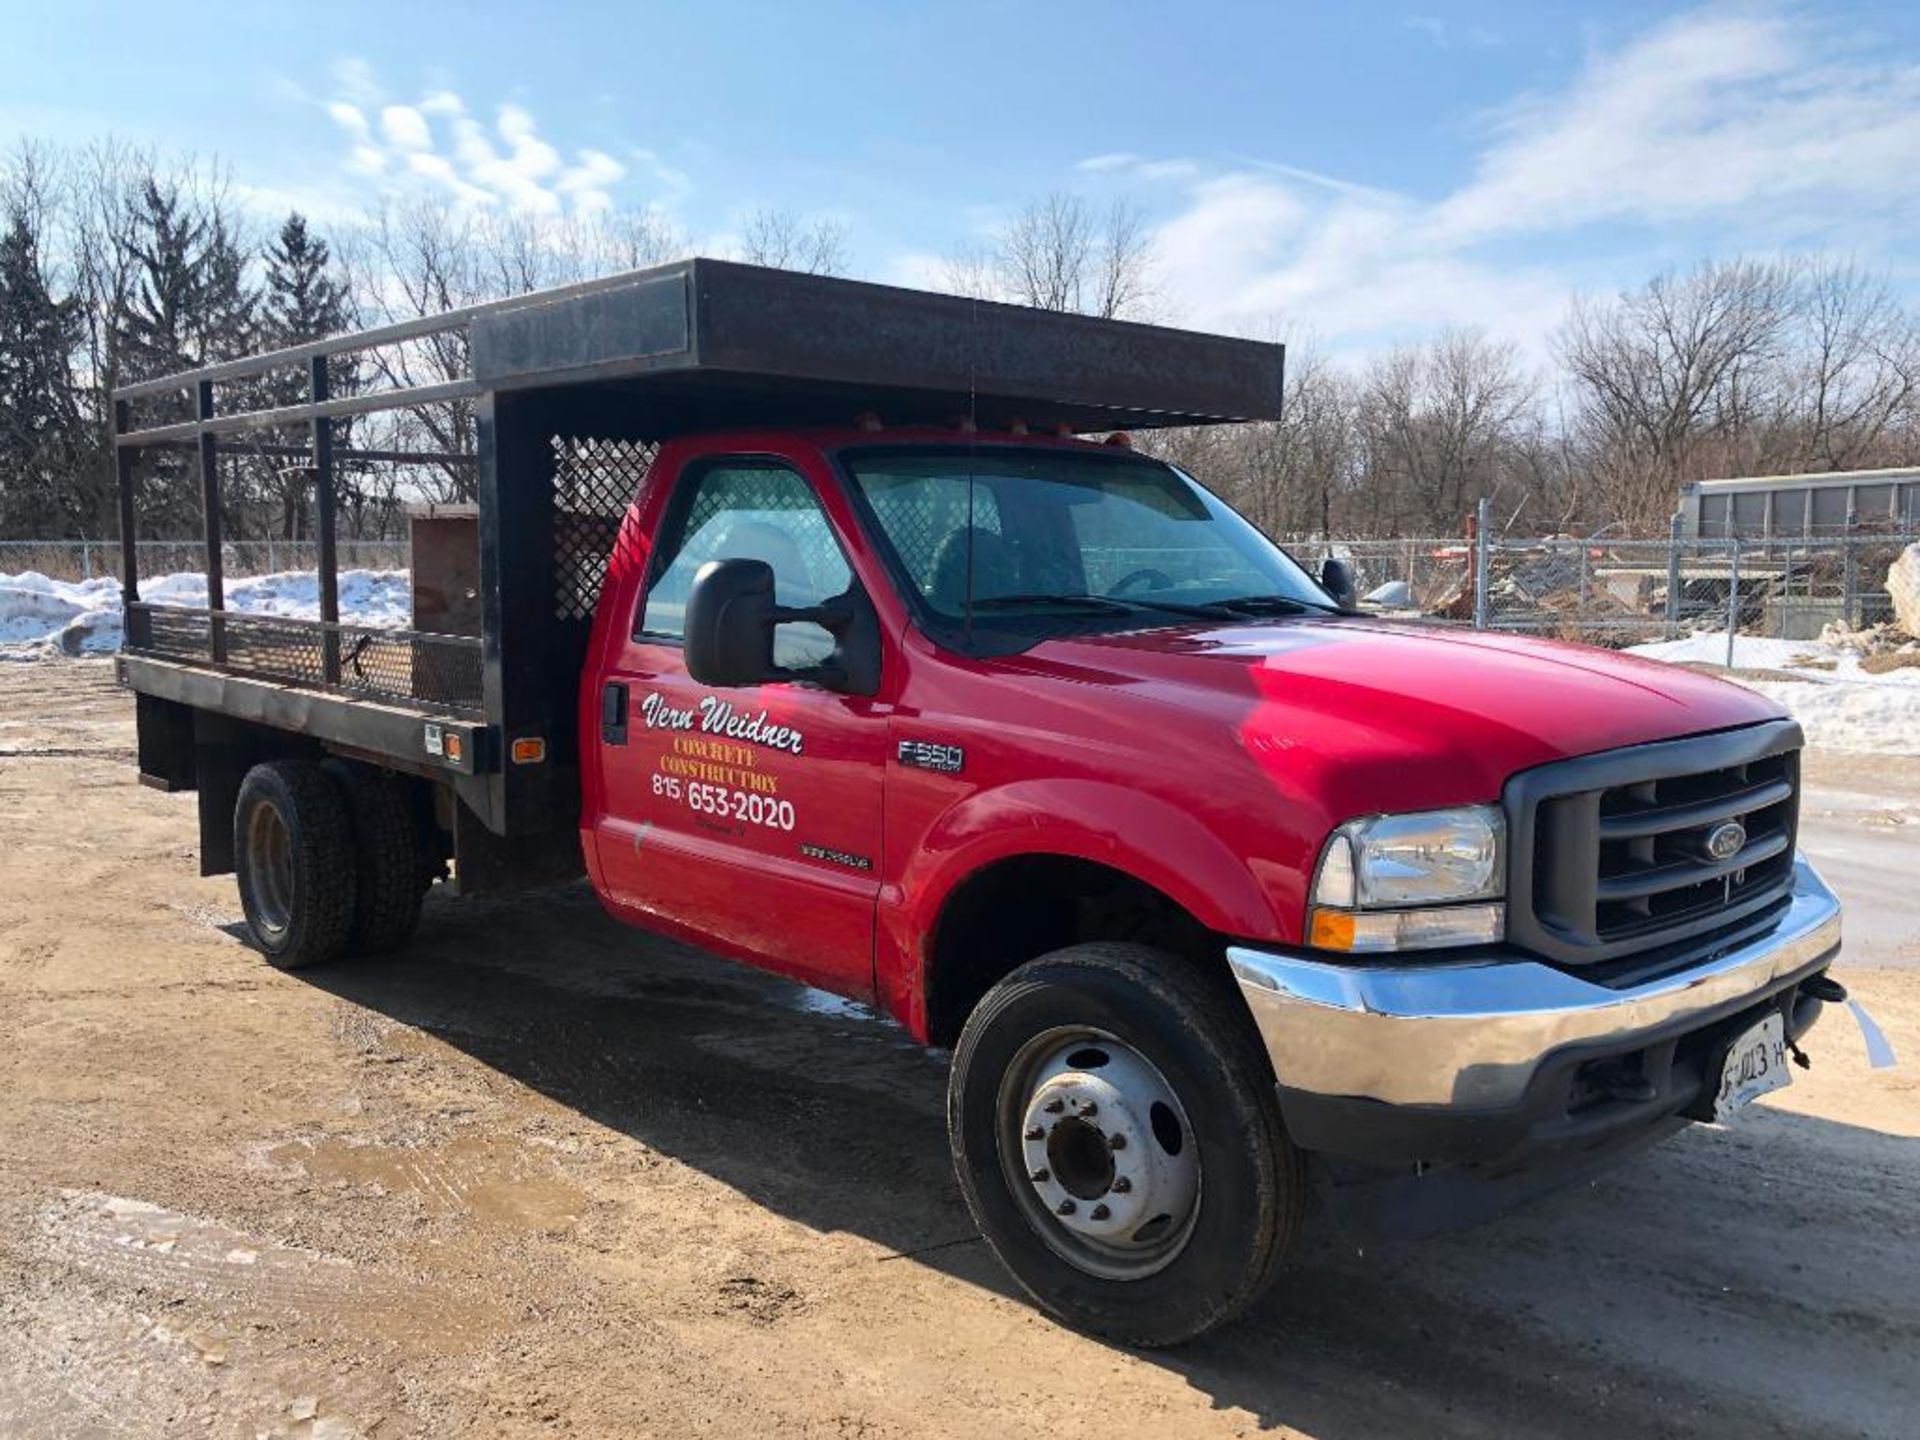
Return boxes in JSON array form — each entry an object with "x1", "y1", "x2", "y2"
[{"x1": 877, "y1": 776, "x2": 1286, "y2": 1038}]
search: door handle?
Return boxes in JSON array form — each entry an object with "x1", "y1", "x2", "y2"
[{"x1": 600, "y1": 681, "x2": 629, "y2": 745}]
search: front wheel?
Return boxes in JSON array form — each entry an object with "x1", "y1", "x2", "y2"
[{"x1": 948, "y1": 942, "x2": 1308, "y2": 1346}]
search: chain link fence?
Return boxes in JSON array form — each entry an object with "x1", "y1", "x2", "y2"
[
  {"x1": 0, "y1": 539, "x2": 410, "y2": 583},
  {"x1": 1288, "y1": 525, "x2": 1917, "y2": 651}
]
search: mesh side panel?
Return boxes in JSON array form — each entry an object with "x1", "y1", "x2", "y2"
[
  {"x1": 130, "y1": 605, "x2": 484, "y2": 715},
  {"x1": 553, "y1": 436, "x2": 657, "y2": 620}
]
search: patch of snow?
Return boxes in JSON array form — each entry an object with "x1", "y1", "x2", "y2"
[
  {"x1": 0, "y1": 568, "x2": 411, "y2": 661},
  {"x1": 1628, "y1": 629, "x2": 1920, "y2": 755}
]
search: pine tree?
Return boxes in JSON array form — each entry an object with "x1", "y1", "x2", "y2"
[
  {"x1": 260, "y1": 213, "x2": 357, "y2": 539},
  {"x1": 0, "y1": 204, "x2": 88, "y2": 536},
  {"x1": 195, "y1": 211, "x2": 258, "y2": 363},
  {"x1": 115, "y1": 179, "x2": 210, "y2": 384},
  {"x1": 263, "y1": 212, "x2": 350, "y2": 348},
  {"x1": 112, "y1": 180, "x2": 214, "y2": 531}
]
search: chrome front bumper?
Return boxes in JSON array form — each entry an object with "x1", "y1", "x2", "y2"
[{"x1": 1227, "y1": 855, "x2": 1842, "y2": 1111}]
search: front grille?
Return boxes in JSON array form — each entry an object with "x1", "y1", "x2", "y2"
[{"x1": 1505, "y1": 721, "x2": 1802, "y2": 969}]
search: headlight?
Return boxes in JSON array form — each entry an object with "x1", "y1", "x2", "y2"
[{"x1": 1309, "y1": 805, "x2": 1505, "y2": 953}]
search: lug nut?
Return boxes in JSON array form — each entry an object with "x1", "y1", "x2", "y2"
[
  {"x1": 1108, "y1": 1134, "x2": 1127, "y2": 1151},
  {"x1": 1023, "y1": 1125, "x2": 1044, "y2": 1141},
  {"x1": 1077, "y1": 1099, "x2": 1098, "y2": 1117},
  {"x1": 1029, "y1": 1167, "x2": 1050, "y2": 1183},
  {"x1": 1043, "y1": 1098, "x2": 1065, "y2": 1114},
  {"x1": 1057, "y1": 1199, "x2": 1076, "y2": 1216},
  {"x1": 1090, "y1": 1204, "x2": 1111, "y2": 1220},
  {"x1": 1111, "y1": 1177, "x2": 1132, "y2": 1193}
]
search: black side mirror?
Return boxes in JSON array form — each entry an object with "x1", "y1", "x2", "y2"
[
  {"x1": 685, "y1": 558, "x2": 778, "y2": 687},
  {"x1": 1319, "y1": 557, "x2": 1357, "y2": 611},
  {"x1": 684, "y1": 557, "x2": 882, "y2": 695}
]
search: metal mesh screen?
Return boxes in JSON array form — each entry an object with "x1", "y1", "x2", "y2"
[
  {"x1": 553, "y1": 436, "x2": 656, "y2": 620},
  {"x1": 130, "y1": 605, "x2": 484, "y2": 715}
]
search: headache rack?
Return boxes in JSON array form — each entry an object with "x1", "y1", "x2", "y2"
[{"x1": 111, "y1": 259, "x2": 1286, "y2": 848}]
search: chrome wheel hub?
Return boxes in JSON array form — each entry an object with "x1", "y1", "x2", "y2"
[{"x1": 1000, "y1": 1029, "x2": 1200, "y2": 1278}]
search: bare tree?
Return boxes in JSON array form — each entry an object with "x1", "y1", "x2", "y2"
[
  {"x1": 944, "y1": 193, "x2": 1157, "y2": 319},
  {"x1": 1350, "y1": 329, "x2": 1536, "y2": 535},
  {"x1": 1556, "y1": 258, "x2": 1796, "y2": 530},
  {"x1": 1771, "y1": 259, "x2": 1919, "y2": 472},
  {"x1": 737, "y1": 208, "x2": 848, "y2": 276}
]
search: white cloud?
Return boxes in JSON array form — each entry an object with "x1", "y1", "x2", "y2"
[
  {"x1": 331, "y1": 56, "x2": 380, "y2": 106},
  {"x1": 1132, "y1": 8, "x2": 1920, "y2": 357},
  {"x1": 318, "y1": 62, "x2": 670, "y2": 218},
  {"x1": 326, "y1": 102, "x2": 369, "y2": 138},
  {"x1": 379, "y1": 104, "x2": 433, "y2": 152},
  {"x1": 1077, "y1": 152, "x2": 1142, "y2": 173}
]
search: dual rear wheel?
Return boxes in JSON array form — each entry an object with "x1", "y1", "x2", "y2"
[{"x1": 233, "y1": 758, "x2": 430, "y2": 969}]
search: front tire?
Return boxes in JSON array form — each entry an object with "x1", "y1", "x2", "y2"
[
  {"x1": 948, "y1": 942, "x2": 1307, "y2": 1346},
  {"x1": 233, "y1": 760, "x2": 356, "y2": 969}
]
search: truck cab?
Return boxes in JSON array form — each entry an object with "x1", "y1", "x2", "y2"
[{"x1": 113, "y1": 261, "x2": 1844, "y2": 1345}]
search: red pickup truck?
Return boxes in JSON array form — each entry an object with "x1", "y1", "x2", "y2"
[{"x1": 115, "y1": 261, "x2": 1844, "y2": 1344}]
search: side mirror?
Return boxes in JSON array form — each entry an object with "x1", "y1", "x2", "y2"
[
  {"x1": 1319, "y1": 557, "x2": 1357, "y2": 611},
  {"x1": 685, "y1": 558, "x2": 778, "y2": 688},
  {"x1": 684, "y1": 557, "x2": 882, "y2": 695}
]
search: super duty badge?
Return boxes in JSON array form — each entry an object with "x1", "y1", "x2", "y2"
[{"x1": 898, "y1": 739, "x2": 965, "y2": 775}]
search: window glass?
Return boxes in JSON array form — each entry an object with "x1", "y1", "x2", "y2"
[
  {"x1": 844, "y1": 447, "x2": 1321, "y2": 623},
  {"x1": 641, "y1": 460, "x2": 851, "y2": 667}
]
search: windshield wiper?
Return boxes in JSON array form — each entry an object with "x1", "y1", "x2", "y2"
[
  {"x1": 970, "y1": 592, "x2": 1229, "y2": 619},
  {"x1": 1193, "y1": 593, "x2": 1346, "y2": 617}
]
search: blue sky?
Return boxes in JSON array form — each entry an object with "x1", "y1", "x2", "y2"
[{"x1": 9, "y1": 1, "x2": 1920, "y2": 356}]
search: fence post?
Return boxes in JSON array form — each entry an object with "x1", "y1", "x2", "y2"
[
  {"x1": 1665, "y1": 513, "x2": 1682, "y2": 638},
  {"x1": 1473, "y1": 497, "x2": 1491, "y2": 630},
  {"x1": 1841, "y1": 509, "x2": 1858, "y2": 629},
  {"x1": 1726, "y1": 537, "x2": 1741, "y2": 669},
  {"x1": 312, "y1": 356, "x2": 341, "y2": 685},
  {"x1": 197, "y1": 380, "x2": 226, "y2": 664},
  {"x1": 116, "y1": 400, "x2": 140, "y2": 607},
  {"x1": 1576, "y1": 542, "x2": 1589, "y2": 627}
]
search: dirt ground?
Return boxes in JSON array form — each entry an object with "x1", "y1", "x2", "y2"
[{"x1": 1, "y1": 661, "x2": 1916, "y2": 1440}]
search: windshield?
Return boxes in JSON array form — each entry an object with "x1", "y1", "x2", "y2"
[{"x1": 841, "y1": 445, "x2": 1331, "y2": 643}]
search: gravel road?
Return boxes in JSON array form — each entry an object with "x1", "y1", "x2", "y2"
[{"x1": 1, "y1": 661, "x2": 1914, "y2": 1439}]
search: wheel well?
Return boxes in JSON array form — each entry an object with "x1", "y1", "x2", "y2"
[{"x1": 925, "y1": 855, "x2": 1221, "y2": 1048}]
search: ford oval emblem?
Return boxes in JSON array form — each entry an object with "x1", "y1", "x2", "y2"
[{"x1": 1705, "y1": 820, "x2": 1747, "y2": 862}]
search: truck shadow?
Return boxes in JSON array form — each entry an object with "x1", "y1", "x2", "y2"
[{"x1": 289, "y1": 882, "x2": 1920, "y2": 1440}]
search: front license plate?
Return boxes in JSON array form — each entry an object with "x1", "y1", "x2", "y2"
[{"x1": 1713, "y1": 1013, "x2": 1791, "y2": 1122}]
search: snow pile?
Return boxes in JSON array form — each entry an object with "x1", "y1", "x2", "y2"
[
  {"x1": 0, "y1": 569, "x2": 411, "y2": 660},
  {"x1": 1628, "y1": 630, "x2": 1920, "y2": 755}
]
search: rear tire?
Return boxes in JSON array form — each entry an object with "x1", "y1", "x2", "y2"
[
  {"x1": 948, "y1": 942, "x2": 1307, "y2": 1346},
  {"x1": 233, "y1": 760, "x2": 356, "y2": 970},
  {"x1": 321, "y1": 759, "x2": 429, "y2": 955}
]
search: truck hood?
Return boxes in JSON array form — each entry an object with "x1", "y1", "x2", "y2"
[{"x1": 1015, "y1": 616, "x2": 1786, "y2": 813}]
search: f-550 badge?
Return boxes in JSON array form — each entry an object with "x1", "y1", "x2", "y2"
[{"x1": 897, "y1": 739, "x2": 965, "y2": 774}]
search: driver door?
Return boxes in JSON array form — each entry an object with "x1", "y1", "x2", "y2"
[{"x1": 591, "y1": 453, "x2": 886, "y2": 996}]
